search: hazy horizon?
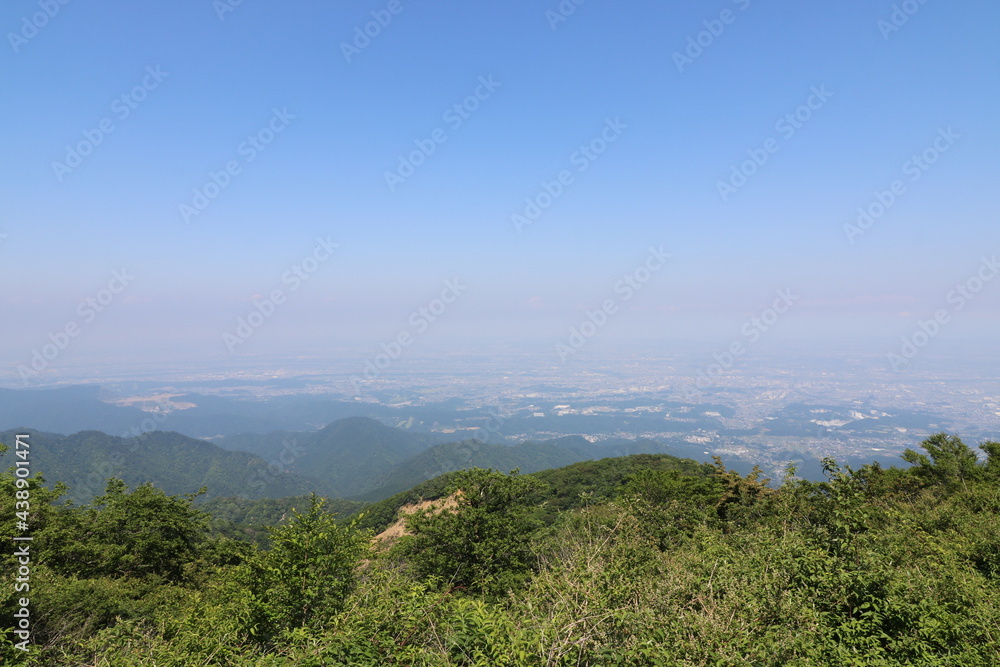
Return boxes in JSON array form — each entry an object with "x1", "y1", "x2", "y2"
[{"x1": 3, "y1": 0, "x2": 998, "y2": 388}]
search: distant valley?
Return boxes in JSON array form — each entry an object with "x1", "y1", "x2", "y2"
[{"x1": 0, "y1": 381, "x2": 965, "y2": 490}]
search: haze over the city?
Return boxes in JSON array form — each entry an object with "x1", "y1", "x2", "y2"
[{"x1": 3, "y1": 0, "x2": 998, "y2": 389}]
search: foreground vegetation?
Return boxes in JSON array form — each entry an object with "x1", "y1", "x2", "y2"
[{"x1": 2, "y1": 434, "x2": 999, "y2": 665}]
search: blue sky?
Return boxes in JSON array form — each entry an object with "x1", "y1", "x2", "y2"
[{"x1": 2, "y1": 0, "x2": 998, "y2": 382}]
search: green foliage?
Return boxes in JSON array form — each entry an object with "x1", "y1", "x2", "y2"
[
  {"x1": 200, "y1": 494, "x2": 365, "y2": 548},
  {"x1": 619, "y1": 468, "x2": 723, "y2": 548},
  {"x1": 355, "y1": 436, "x2": 603, "y2": 501},
  {"x1": 244, "y1": 494, "x2": 370, "y2": 643},
  {"x1": 981, "y1": 439, "x2": 1000, "y2": 477},
  {"x1": 902, "y1": 432, "x2": 986, "y2": 489},
  {"x1": 2, "y1": 435, "x2": 999, "y2": 666},
  {"x1": 530, "y1": 453, "x2": 713, "y2": 521},
  {"x1": 39, "y1": 478, "x2": 210, "y2": 581},
  {"x1": 710, "y1": 455, "x2": 773, "y2": 524},
  {"x1": 29, "y1": 569, "x2": 192, "y2": 650},
  {"x1": 620, "y1": 467, "x2": 720, "y2": 507},
  {"x1": 397, "y1": 468, "x2": 547, "y2": 596},
  {"x1": 351, "y1": 471, "x2": 459, "y2": 533},
  {"x1": 0, "y1": 430, "x2": 324, "y2": 505},
  {"x1": 352, "y1": 453, "x2": 711, "y2": 534}
]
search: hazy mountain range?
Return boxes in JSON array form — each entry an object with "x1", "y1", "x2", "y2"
[
  {"x1": 1, "y1": 385, "x2": 925, "y2": 504},
  {"x1": 0, "y1": 416, "x2": 731, "y2": 504}
]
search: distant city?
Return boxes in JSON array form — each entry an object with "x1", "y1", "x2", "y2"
[{"x1": 6, "y1": 342, "x2": 997, "y2": 481}]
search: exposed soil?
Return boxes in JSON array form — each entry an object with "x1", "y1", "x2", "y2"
[{"x1": 373, "y1": 495, "x2": 459, "y2": 543}]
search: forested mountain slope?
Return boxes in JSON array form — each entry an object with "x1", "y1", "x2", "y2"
[{"x1": 2, "y1": 432, "x2": 998, "y2": 665}]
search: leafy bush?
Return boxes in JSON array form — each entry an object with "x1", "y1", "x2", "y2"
[
  {"x1": 396, "y1": 468, "x2": 547, "y2": 596},
  {"x1": 244, "y1": 494, "x2": 369, "y2": 643}
]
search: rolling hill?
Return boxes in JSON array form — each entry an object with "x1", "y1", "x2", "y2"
[
  {"x1": 0, "y1": 428, "x2": 329, "y2": 503},
  {"x1": 215, "y1": 417, "x2": 446, "y2": 498}
]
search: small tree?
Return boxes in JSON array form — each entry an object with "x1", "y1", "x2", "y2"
[
  {"x1": 710, "y1": 457, "x2": 772, "y2": 524},
  {"x1": 981, "y1": 440, "x2": 1000, "y2": 479},
  {"x1": 902, "y1": 433, "x2": 983, "y2": 489},
  {"x1": 620, "y1": 469, "x2": 723, "y2": 548},
  {"x1": 398, "y1": 468, "x2": 546, "y2": 596},
  {"x1": 245, "y1": 494, "x2": 368, "y2": 641},
  {"x1": 39, "y1": 478, "x2": 209, "y2": 581}
]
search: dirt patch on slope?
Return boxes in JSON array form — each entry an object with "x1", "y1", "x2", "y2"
[{"x1": 373, "y1": 495, "x2": 459, "y2": 543}]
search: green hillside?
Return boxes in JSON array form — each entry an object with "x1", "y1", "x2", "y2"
[
  {"x1": 214, "y1": 418, "x2": 726, "y2": 501},
  {"x1": 2, "y1": 432, "x2": 998, "y2": 665},
  {"x1": 0, "y1": 429, "x2": 329, "y2": 503},
  {"x1": 216, "y1": 416, "x2": 444, "y2": 498},
  {"x1": 1, "y1": 418, "x2": 721, "y2": 506},
  {"x1": 350, "y1": 436, "x2": 595, "y2": 501},
  {"x1": 350, "y1": 451, "x2": 712, "y2": 534}
]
